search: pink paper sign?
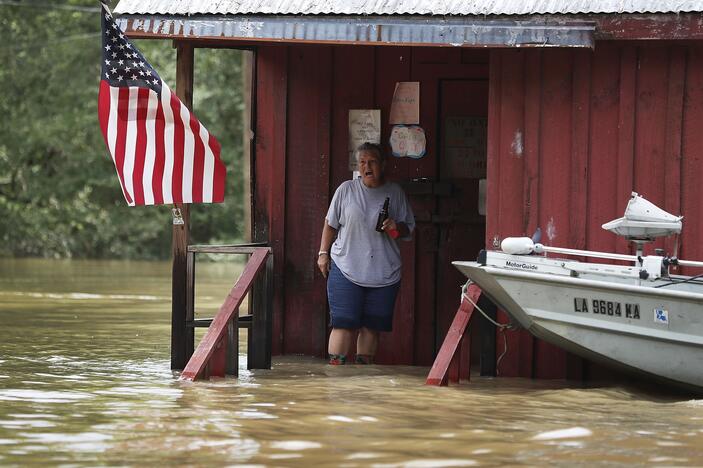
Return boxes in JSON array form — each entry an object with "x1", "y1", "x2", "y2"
[{"x1": 389, "y1": 82, "x2": 420, "y2": 124}]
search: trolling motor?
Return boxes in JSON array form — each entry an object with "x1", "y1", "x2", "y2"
[{"x1": 498, "y1": 193, "x2": 703, "y2": 281}]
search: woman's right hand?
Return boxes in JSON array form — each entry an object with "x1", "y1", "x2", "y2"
[{"x1": 317, "y1": 253, "x2": 330, "y2": 278}]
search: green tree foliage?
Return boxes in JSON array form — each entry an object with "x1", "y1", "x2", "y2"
[{"x1": 0, "y1": 0, "x2": 246, "y2": 259}]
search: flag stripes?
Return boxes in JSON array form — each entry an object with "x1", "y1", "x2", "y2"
[{"x1": 98, "y1": 81, "x2": 225, "y2": 206}]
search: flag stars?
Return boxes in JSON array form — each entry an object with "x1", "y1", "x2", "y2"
[
  {"x1": 104, "y1": 59, "x2": 110, "y2": 65},
  {"x1": 118, "y1": 59, "x2": 124, "y2": 65},
  {"x1": 104, "y1": 45, "x2": 111, "y2": 51},
  {"x1": 111, "y1": 68, "x2": 117, "y2": 74},
  {"x1": 131, "y1": 74, "x2": 138, "y2": 80},
  {"x1": 117, "y1": 75, "x2": 124, "y2": 81},
  {"x1": 111, "y1": 36, "x2": 118, "y2": 43},
  {"x1": 138, "y1": 61, "x2": 145, "y2": 68},
  {"x1": 111, "y1": 52, "x2": 117, "y2": 58},
  {"x1": 118, "y1": 44, "x2": 125, "y2": 50}
]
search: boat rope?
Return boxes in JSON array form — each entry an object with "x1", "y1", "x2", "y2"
[
  {"x1": 461, "y1": 280, "x2": 513, "y2": 329},
  {"x1": 460, "y1": 280, "x2": 516, "y2": 376}
]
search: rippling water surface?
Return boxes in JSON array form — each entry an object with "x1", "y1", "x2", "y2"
[{"x1": 1, "y1": 258, "x2": 702, "y2": 466}]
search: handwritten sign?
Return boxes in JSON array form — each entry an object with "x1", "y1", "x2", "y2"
[
  {"x1": 389, "y1": 82, "x2": 419, "y2": 124},
  {"x1": 348, "y1": 109, "x2": 381, "y2": 170},
  {"x1": 390, "y1": 125, "x2": 426, "y2": 159},
  {"x1": 443, "y1": 116, "x2": 487, "y2": 178}
]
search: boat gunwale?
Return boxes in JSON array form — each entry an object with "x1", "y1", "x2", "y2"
[{"x1": 452, "y1": 261, "x2": 703, "y2": 302}]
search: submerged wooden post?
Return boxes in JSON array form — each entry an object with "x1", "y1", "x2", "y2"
[
  {"x1": 225, "y1": 313, "x2": 239, "y2": 376},
  {"x1": 248, "y1": 254, "x2": 273, "y2": 369},
  {"x1": 171, "y1": 41, "x2": 194, "y2": 370},
  {"x1": 478, "y1": 294, "x2": 498, "y2": 376}
]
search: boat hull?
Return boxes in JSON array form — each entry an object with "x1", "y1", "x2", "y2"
[{"x1": 453, "y1": 260, "x2": 703, "y2": 392}]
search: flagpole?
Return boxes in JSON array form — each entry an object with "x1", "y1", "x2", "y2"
[{"x1": 171, "y1": 42, "x2": 194, "y2": 370}]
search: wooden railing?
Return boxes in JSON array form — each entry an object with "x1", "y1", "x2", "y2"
[{"x1": 180, "y1": 244, "x2": 273, "y2": 381}]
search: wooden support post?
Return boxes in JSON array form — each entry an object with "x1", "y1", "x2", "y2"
[
  {"x1": 185, "y1": 250, "x2": 196, "y2": 361},
  {"x1": 478, "y1": 295, "x2": 498, "y2": 376},
  {"x1": 242, "y1": 51, "x2": 253, "y2": 243},
  {"x1": 459, "y1": 327, "x2": 471, "y2": 381},
  {"x1": 226, "y1": 312, "x2": 238, "y2": 376},
  {"x1": 171, "y1": 41, "x2": 194, "y2": 370},
  {"x1": 448, "y1": 349, "x2": 461, "y2": 384},
  {"x1": 249, "y1": 254, "x2": 273, "y2": 369},
  {"x1": 426, "y1": 284, "x2": 482, "y2": 386}
]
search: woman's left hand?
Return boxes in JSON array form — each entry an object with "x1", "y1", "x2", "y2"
[
  {"x1": 382, "y1": 218, "x2": 400, "y2": 239},
  {"x1": 382, "y1": 218, "x2": 397, "y2": 232}
]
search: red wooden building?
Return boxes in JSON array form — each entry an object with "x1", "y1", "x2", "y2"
[{"x1": 114, "y1": 1, "x2": 703, "y2": 381}]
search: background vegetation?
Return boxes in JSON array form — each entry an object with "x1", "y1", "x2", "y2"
[{"x1": 0, "y1": 0, "x2": 247, "y2": 259}]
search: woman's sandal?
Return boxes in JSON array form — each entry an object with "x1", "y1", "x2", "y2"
[
  {"x1": 355, "y1": 354, "x2": 374, "y2": 365},
  {"x1": 328, "y1": 354, "x2": 347, "y2": 365}
]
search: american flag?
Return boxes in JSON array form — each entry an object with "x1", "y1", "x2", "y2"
[{"x1": 97, "y1": 3, "x2": 226, "y2": 206}]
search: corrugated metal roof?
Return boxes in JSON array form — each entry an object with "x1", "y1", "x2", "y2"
[
  {"x1": 116, "y1": 15, "x2": 595, "y2": 47},
  {"x1": 113, "y1": 0, "x2": 703, "y2": 16}
]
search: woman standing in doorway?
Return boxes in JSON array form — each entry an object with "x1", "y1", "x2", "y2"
[{"x1": 317, "y1": 142, "x2": 415, "y2": 365}]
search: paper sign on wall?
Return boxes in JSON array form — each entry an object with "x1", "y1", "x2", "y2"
[
  {"x1": 390, "y1": 125, "x2": 426, "y2": 159},
  {"x1": 443, "y1": 116, "x2": 487, "y2": 178},
  {"x1": 348, "y1": 109, "x2": 381, "y2": 170},
  {"x1": 389, "y1": 82, "x2": 420, "y2": 125}
]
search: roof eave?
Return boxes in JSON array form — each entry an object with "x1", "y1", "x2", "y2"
[{"x1": 116, "y1": 14, "x2": 599, "y2": 48}]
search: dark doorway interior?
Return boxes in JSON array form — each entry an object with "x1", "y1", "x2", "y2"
[{"x1": 434, "y1": 79, "x2": 489, "y2": 356}]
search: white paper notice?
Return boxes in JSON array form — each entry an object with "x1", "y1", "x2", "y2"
[
  {"x1": 348, "y1": 109, "x2": 381, "y2": 170},
  {"x1": 389, "y1": 125, "x2": 426, "y2": 159}
]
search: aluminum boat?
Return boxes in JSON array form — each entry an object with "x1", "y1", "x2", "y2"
[{"x1": 454, "y1": 193, "x2": 703, "y2": 392}]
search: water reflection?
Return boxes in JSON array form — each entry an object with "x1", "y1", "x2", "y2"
[{"x1": 0, "y1": 258, "x2": 702, "y2": 465}]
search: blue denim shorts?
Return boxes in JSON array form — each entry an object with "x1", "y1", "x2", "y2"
[{"x1": 327, "y1": 261, "x2": 401, "y2": 332}]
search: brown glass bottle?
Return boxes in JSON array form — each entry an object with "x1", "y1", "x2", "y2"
[{"x1": 375, "y1": 197, "x2": 390, "y2": 232}]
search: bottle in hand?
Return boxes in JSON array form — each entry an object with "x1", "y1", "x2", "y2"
[{"x1": 375, "y1": 197, "x2": 390, "y2": 232}]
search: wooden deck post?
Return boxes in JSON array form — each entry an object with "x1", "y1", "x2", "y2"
[
  {"x1": 248, "y1": 254, "x2": 273, "y2": 369},
  {"x1": 171, "y1": 41, "x2": 194, "y2": 370},
  {"x1": 478, "y1": 294, "x2": 497, "y2": 376}
]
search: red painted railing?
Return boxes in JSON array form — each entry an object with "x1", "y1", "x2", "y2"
[
  {"x1": 180, "y1": 248, "x2": 271, "y2": 381},
  {"x1": 426, "y1": 284, "x2": 482, "y2": 386}
]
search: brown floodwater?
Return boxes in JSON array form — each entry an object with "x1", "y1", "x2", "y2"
[{"x1": 0, "y1": 258, "x2": 702, "y2": 466}]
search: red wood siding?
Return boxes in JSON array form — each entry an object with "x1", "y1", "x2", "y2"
[
  {"x1": 682, "y1": 47, "x2": 703, "y2": 266},
  {"x1": 255, "y1": 44, "x2": 489, "y2": 362},
  {"x1": 282, "y1": 45, "x2": 333, "y2": 356},
  {"x1": 487, "y1": 43, "x2": 703, "y2": 379},
  {"x1": 254, "y1": 40, "x2": 702, "y2": 376}
]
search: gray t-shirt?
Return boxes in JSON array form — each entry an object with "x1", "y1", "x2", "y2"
[{"x1": 325, "y1": 178, "x2": 415, "y2": 287}]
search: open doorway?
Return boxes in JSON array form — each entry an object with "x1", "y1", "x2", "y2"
[{"x1": 434, "y1": 79, "x2": 489, "y2": 357}]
